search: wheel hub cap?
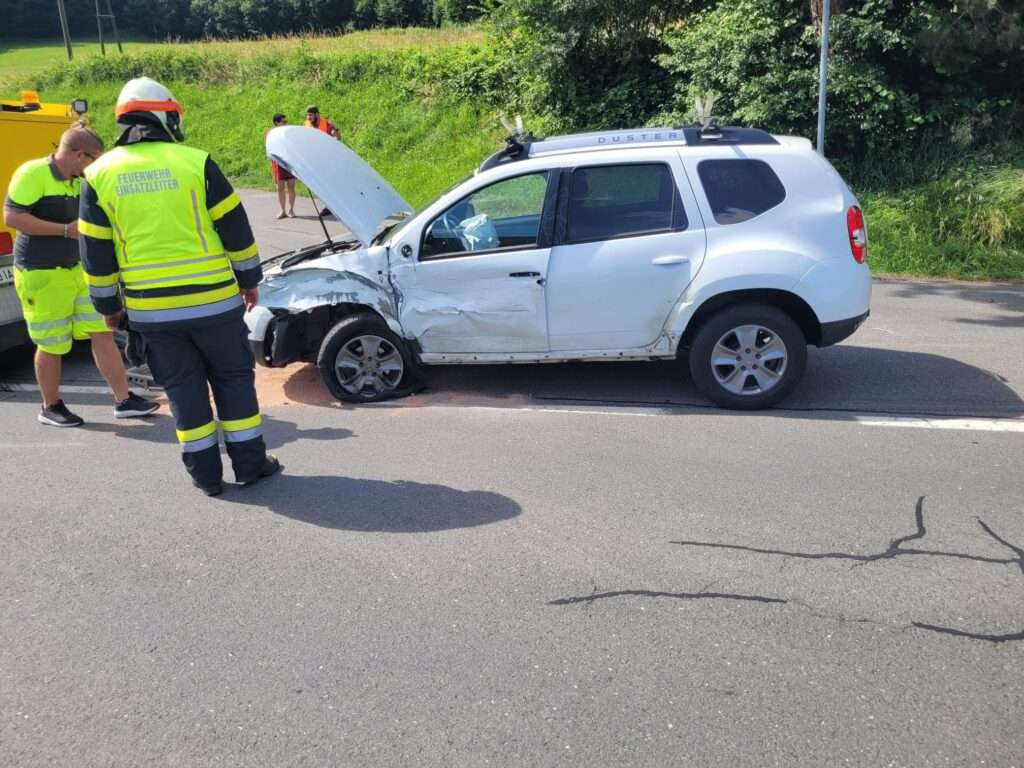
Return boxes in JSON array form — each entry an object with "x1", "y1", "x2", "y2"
[
  {"x1": 335, "y1": 334, "x2": 404, "y2": 398},
  {"x1": 710, "y1": 324, "x2": 788, "y2": 396}
]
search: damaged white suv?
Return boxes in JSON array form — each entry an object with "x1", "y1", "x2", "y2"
[{"x1": 248, "y1": 124, "x2": 871, "y2": 409}]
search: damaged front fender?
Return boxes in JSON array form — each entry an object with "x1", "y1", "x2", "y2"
[{"x1": 246, "y1": 267, "x2": 403, "y2": 367}]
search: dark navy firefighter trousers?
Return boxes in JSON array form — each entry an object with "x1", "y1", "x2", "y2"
[{"x1": 143, "y1": 316, "x2": 267, "y2": 487}]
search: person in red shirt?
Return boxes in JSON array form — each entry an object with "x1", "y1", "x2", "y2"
[
  {"x1": 266, "y1": 113, "x2": 296, "y2": 219},
  {"x1": 303, "y1": 106, "x2": 340, "y2": 217},
  {"x1": 304, "y1": 105, "x2": 339, "y2": 138}
]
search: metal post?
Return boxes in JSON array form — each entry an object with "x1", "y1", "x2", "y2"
[
  {"x1": 107, "y1": 0, "x2": 124, "y2": 54},
  {"x1": 815, "y1": 0, "x2": 831, "y2": 156},
  {"x1": 97, "y1": 0, "x2": 106, "y2": 56},
  {"x1": 57, "y1": 0, "x2": 73, "y2": 61}
]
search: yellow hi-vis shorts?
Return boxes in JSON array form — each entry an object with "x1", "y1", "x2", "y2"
[{"x1": 13, "y1": 263, "x2": 109, "y2": 355}]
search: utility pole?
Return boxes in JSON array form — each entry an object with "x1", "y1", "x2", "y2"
[
  {"x1": 96, "y1": 0, "x2": 124, "y2": 56},
  {"x1": 57, "y1": 0, "x2": 73, "y2": 61},
  {"x1": 815, "y1": 0, "x2": 831, "y2": 156}
]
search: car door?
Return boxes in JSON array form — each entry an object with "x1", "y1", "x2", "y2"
[
  {"x1": 545, "y1": 157, "x2": 707, "y2": 351},
  {"x1": 392, "y1": 170, "x2": 556, "y2": 355}
]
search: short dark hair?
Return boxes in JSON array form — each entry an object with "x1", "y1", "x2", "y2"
[
  {"x1": 305, "y1": 105, "x2": 319, "y2": 114},
  {"x1": 272, "y1": 113, "x2": 286, "y2": 125}
]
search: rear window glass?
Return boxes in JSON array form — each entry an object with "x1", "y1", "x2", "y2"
[
  {"x1": 566, "y1": 163, "x2": 686, "y2": 244},
  {"x1": 697, "y1": 159, "x2": 786, "y2": 225}
]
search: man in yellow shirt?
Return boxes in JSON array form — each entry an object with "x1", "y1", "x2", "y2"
[{"x1": 3, "y1": 124, "x2": 158, "y2": 426}]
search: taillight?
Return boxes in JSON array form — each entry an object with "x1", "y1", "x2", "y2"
[
  {"x1": 0, "y1": 231, "x2": 12, "y2": 256},
  {"x1": 847, "y1": 206, "x2": 867, "y2": 263}
]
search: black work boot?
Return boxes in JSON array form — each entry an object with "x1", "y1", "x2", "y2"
[
  {"x1": 192, "y1": 479, "x2": 224, "y2": 497},
  {"x1": 237, "y1": 455, "x2": 283, "y2": 486}
]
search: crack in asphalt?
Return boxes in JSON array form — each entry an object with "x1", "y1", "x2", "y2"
[
  {"x1": 548, "y1": 589, "x2": 787, "y2": 606},
  {"x1": 670, "y1": 498, "x2": 1018, "y2": 569},
  {"x1": 553, "y1": 498, "x2": 1022, "y2": 644}
]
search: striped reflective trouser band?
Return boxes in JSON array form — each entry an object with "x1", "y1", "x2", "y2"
[
  {"x1": 221, "y1": 414, "x2": 262, "y2": 443},
  {"x1": 226, "y1": 242, "x2": 260, "y2": 273},
  {"x1": 74, "y1": 296, "x2": 103, "y2": 325},
  {"x1": 125, "y1": 287, "x2": 243, "y2": 325},
  {"x1": 26, "y1": 316, "x2": 72, "y2": 347},
  {"x1": 176, "y1": 421, "x2": 218, "y2": 453}
]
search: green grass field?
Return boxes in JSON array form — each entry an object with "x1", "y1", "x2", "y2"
[
  {"x1": 0, "y1": 29, "x2": 484, "y2": 90},
  {"x1": 3, "y1": 31, "x2": 1021, "y2": 279}
]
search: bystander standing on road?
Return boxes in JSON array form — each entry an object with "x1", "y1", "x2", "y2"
[
  {"x1": 3, "y1": 124, "x2": 159, "y2": 427},
  {"x1": 304, "y1": 105, "x2": 339, "y2": 218},
  {"x1": 303, "y1": 105, "x2": 339, "y2": 139},
  {"x1": 266, "y1": 113, "x2": 296, "y2": 219}
]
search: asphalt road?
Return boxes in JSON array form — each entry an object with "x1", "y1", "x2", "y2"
[{"x1": 0, "y1": 190, "x2": 1021, "y2": 766}]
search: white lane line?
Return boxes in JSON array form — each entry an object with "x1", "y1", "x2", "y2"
[
  {"x1": 456, "y1": 405, "x2": 1024, "y2": 432},
  {"x1": 0, "y1": 383, "x2": 112, "y2": 395},
  {"x1": 854, "y1": 415, "x2": 1024, "y2": 432}
]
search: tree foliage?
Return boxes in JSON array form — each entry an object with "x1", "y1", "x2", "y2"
[{"x1": 0, "y1": 0, "x2": 478, "y2": 40}]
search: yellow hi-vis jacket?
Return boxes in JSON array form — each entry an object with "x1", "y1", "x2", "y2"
[{"x1": 79, "y1": 139, "x2": 261, "y2": 330}]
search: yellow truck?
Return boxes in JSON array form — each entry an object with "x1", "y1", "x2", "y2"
[{"x1": 1, "y1": 90, "x2": 88, "y2": 353}]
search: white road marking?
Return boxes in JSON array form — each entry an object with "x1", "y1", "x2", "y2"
[
  {"x1": 5, "y1": 383, "x2": 1022, "y2": 432},
  {"x1": 1, "y1": 382, "x2": 111, "y2": 395},
  {"x1": 456, "y1": 405, "x2": 1024, "y2": 432},
  {"x1": 853, "y1": 415, "x2": 1024, "y2": 433}
]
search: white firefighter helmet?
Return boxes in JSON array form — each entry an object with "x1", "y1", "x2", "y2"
[{"x1": 115, "y1": 77, "x2": 184, "y2": 141}]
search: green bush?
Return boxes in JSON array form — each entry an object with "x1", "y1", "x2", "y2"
[{"x1": 863, "y1": 157, "x2": 1024, "y2": 279}]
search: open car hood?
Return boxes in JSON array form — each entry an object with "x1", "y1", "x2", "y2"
[{"x1": 265, "y1": 126, "x2": 412, "y2": 247}]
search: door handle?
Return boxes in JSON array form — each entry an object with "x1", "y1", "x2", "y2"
[
  {"x1": 652, "y1": 256, "x2": 690, "y2": 265},
  {"x1": 509, "y1": 271, "x2": 541, "y2": 278}
]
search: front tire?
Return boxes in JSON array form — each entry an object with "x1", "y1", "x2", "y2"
[
  {"x1": 688, "y1": 304, "x2": 807, "y2": 410},
  {"x1": 317, "y1": 314, "x2": 413, "y2": 403}
]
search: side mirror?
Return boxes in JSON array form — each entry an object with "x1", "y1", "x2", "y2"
[
  {"x1": 71, "y1": 99, "x2": 88, "y2": 115},
  {"x1": 401, "y1": 243, "x2": 413, "y2": 259}
]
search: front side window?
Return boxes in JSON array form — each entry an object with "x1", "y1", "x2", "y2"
[
  {"x1": 422, "y1": 171, "x2": 549, "y2": 259},
  {"x1": 697, "y1": 159, "x2": 786, "y2": 225},
  {"x1": 566, "y1": 163, "x2": 685, "y2": 244}
]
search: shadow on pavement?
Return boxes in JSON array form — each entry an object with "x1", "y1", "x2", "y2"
[
  {"x1": 222, "y1": 474, "x2": 522, "y2": 532},
  {"x1": 309, "y1": 345, "x2": 1022, "y2": 418},
  {"x1": 79, "y1": 414, "x2": 353, "y2": 450},
  {"x1": 888, "y1": 280, "x2": 1024, "y2": 329}
]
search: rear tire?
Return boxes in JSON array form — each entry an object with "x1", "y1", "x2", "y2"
[
  {"x1": 317, "y1": 314, "x2": 413, "y2": 403},
  {"x1": 688, "y1": 304, "x2": 807, "y2": 410}
]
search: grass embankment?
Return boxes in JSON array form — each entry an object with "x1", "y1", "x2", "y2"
[
  {"x1": 7, "y1": 31, "x2": 498, "y2": 207},
  {"x1": 5, "y1": 33, "x2": 1022, "y2": 279}
]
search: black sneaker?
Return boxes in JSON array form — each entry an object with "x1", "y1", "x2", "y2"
[
  {"x1": 38, "y1": 400, "x2": 84, "y2": 428},
  {"x1": 193, "y1": 479, "x2": 224, "y2": 497},
  {"x1": 238, "y1": 455, "x2": 283, "y2": 486},
  {"x1": 114, "y1": 393, "x2": 160, "y2": 419}
]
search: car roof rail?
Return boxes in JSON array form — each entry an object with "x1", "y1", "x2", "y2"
[{"x1": 475, "y1": 124, "x2": 781, "y2": 173}]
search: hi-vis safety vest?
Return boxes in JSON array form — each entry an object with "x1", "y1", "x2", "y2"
[
  {"x1": 82, "y1": 142, "x2": 242, "y2": 325},
  {"x1": 305, "y1": 117, "x2": 332, "y2": 135}
]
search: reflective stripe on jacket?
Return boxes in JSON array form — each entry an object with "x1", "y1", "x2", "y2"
[{"x1": 81, "y1": 142, "x2": 241, "y2": 327}]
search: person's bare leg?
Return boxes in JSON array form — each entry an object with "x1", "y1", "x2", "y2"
[
  {"x1": 276, "y1": 180, "x2": 287, "y2": 218},
  {"x1": 89, "y1": 332, "x2": 131, "y2": 402},
  {"x1": 35, "y1": 348, "x2": 62, "y2": 407},
  {"x1": 287, "y1": 179, "x2": 296, "y2": 216}
]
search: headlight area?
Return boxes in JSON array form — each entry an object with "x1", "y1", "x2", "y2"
[{"x1": 248, "y1": 306, "x2": 334, "y2": 368}]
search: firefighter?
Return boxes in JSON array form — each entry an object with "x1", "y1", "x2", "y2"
[
  {"x1": 3, "y1": 123, "x2": 159, "y2": 426},
  {"x1": 78, "y1": 77, "x2": 281, "y2": 496}
]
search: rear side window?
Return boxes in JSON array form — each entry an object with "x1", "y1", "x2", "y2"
[
  {"x1": 697, "y1": 159, "x2": 786, "y2": 225},
  {"x1": 566, "y1": 163, "x2": 686, "y2": 244}
]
